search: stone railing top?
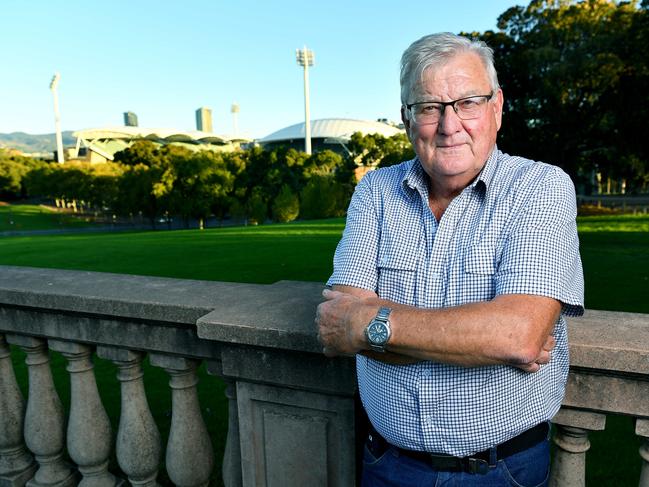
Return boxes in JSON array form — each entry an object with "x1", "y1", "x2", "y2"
[
  {"x1": 1, "y1": 265, "x2": 649, "y2": 366},
  {"x1": 0, "y1": 265, "x2": 324, "y2": 353},
  {"x1": 567, "y1": 309, "x2": 649, "y2": 375}
]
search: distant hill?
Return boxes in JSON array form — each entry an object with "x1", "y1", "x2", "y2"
[{"x1": 0, "y1": 131, "x2": 76, "y2": 154}]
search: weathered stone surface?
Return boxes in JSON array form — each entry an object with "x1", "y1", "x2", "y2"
[
  {"x1": 0, "y1": 309, "x2": 219, "y2": 361},
  {"x1": 567, "y1": 309, "x2": 649, "y2": 374},
  {"x1": 552, "y1": 408, "x2": 606, "y2": 431},
  {"x1": 549, "y1": 425, "x2": 590, "y2": 487},
  {"x1": 236, "y1": 381, "x2": 355, "y2": 487},
  {"x1": 111, "y1": 351, "x2": 161, "y2": 487},
  {"x1": 196, "y1": 280, "x2": 325, "y2": 353},
  {"x1": 2, "y1": 266, "x2": 649, "y2": 487},
  {"x1": 563, "y1": 369, "x2": 649, "y2": 417},
  {"x1": 220, "y1": 345, "x2": 356, "y2": 395},
  {"x1": 0, "y1": 334, "x2": 38, "y2": 487}
]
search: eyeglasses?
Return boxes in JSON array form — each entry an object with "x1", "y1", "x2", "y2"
[{"x1": 405, "y1": 92, "x2": 494, "y2": 124}]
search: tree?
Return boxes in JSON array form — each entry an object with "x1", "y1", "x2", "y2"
[
  {"x1": 347, "y1": 132, "x2": 414, "y2": 169},
  {"x1": 159, "y1": 148, "x2": 234, "y2": 228},
  {"x1": 473, "y1": 0, "x2": 649, "y2": 192},
  {"x1": 272, "y1": 184, "x2": 300, "y2": 222},
  {"x1": 300, "y1": 175, "x2": 347, "y2": 220}
]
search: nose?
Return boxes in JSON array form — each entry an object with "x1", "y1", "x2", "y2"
[{"x1": 437, "y1": 104, "x2": 463, "y2": 135}]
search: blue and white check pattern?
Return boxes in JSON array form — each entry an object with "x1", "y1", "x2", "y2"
[{"x1": 327, "y1": 147, "x2": 584, "y2": 457}]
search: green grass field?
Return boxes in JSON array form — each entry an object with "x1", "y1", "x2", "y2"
[
  {"x1": 0, "y1": 203, "x2": 94, "y2": 231},
  {"x1": 1, "y1": 205, "x2": 648, "y2": 485}
]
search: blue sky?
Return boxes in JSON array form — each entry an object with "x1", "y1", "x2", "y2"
[{"x1": 2, "y1": 0, "x2": 521, "y2": 139}]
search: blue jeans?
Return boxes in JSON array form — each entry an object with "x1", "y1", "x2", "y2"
[{"x1": 361, "y1": 435, "x2": 550, "y2": 487}]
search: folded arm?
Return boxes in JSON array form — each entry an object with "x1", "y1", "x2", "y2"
[{"x1": 317, "y1": 285, "x2": 560, "y2": 372}]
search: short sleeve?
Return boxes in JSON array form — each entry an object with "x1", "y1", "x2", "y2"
[
  {"x1": 495, "y1": 168, "x2": 584, "y2": 316},
  {"x1": 326, "y1": 174, "x2": 380, "y2": 292}
]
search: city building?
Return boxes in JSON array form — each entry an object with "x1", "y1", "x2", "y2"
[
  {"x1": 123, "y1": 112, "x2": 138, "y2": 127},
  {"x1": 195, "y1": 107, "x2": 213, "y2": 133}
]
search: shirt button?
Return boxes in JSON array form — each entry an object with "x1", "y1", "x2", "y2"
[
  {"x1": 425, "y1": 416, "x2": 435, "y2": 425},
  {"x1": 431, "y1": 272, "x2": 440, "y2": 280}
]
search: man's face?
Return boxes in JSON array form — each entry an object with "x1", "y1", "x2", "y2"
[{"x1": 401, "y1": 52, "x2": 503, "y2": 187}]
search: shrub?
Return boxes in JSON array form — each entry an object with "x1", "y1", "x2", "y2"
[{"x1": 272, "y1": 184, "x2": 299, "y2": 223}]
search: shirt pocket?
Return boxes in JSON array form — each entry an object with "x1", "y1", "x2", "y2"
[
  {"x1": 459, "y1": 244, "x2": 497, "y2": 302},
  {"x1": 376, "y1": 237, "x2": 419, "y2": 303}
]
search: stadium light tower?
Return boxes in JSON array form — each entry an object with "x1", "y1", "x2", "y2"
[
  {"x1": 295, "y1": 46, "x2": 314, "y2": 155},
  {"x1": 49, "y1": 73, "x2": 65, "y2": 163}
]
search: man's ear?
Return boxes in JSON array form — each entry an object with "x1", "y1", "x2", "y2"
[{"x1": 493, "y1": 89, "x2": 504, "y2": 131}]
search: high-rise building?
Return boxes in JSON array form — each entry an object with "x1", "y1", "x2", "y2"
[
  {"x1": 124, "y1": 111, "x2": 138, "y2": 127},
  {"x1": 195, "y1": 107, "x2": 213, "y2": 132}
]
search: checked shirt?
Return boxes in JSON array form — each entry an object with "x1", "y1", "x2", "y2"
[{"x1": 327, "y1": 147, "x2": 584, "y2": 457}]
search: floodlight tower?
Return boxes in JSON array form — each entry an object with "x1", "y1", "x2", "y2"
[
  {"x1": 295, "y1": 46, "x2": 315, "y2": 155},
  {"x1": 231, "y1": 102, "x2": 240, "y2": 136},
  {"x1": 49, "y1": 73, "x2": 65, "y2": 163}
]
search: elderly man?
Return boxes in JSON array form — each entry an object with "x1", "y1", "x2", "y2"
[{"x1": 316, "y1": 32, "x2": 584, "y2": 486}]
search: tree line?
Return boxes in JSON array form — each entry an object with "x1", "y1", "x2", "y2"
[
  {"x1": 2, "y1": 0, "x2": 648, "y2": 220},
  {"x1": 0, "y1": 132, "x2": 413, "y2": 226},
  {"x1": 475, "y1": 0, "x2": 649, "y2": 193}
]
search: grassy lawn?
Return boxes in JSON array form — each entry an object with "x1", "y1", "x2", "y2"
[
  {"x1": 0, "y1": 203, "x2": 94, "y2": 232},
  {"x1": 1, "y1": 208, "x2": 648, "y2": 485}
]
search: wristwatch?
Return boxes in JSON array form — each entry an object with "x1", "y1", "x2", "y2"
[{"x1": 364, "y1": 307, "x2": 392, "y2": 353}]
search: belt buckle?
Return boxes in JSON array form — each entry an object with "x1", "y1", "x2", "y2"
[{"x1": 467, "y1": 457, "x2": 490, "y2": 475}]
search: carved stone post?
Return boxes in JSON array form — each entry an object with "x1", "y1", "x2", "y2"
[
  {"x1": 549, "y1": 408, "x2": 606, "y2": 487},
  {"x1": 149, "y1": 355, "x2": 213, "y2": 487},
  {"x1": 49, "y1": 340, "x2": 116, "y2": 487},
  {"x1": 0, "y1": 334, "x2": 38, "y2": 487},
  {"x1": 6, "y1": 335, "x2": 76, "y2": 487},
  {"x1": 206, "y1": 362, "x2": 241, "y2": 487},
  {"x1": 96, "y1": 347, "x2": 161, "y2": 487},
  {"x1": 637, "y1": 419, "x2": 649, "y2": 487}
]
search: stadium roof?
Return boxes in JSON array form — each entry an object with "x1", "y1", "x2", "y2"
[
  {"x1": 258, "y1": 118, "x2": 404, "y2": 143},
  {"x1": 73, "y1": 126, "x2": 252, "y2": 144},
  {"x1": 70, "y1": 126, "x2": 252, "y2": 162}
]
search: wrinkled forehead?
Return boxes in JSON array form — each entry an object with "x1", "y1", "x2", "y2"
[{"x1": 410, "y1": 52, "x2": 491, "y2": 99}]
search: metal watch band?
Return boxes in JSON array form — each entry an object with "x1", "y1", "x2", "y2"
[{"x1": 367, "y1": 307, "x2": 392, "y2": 352}]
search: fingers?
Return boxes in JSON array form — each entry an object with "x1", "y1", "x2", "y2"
[
  {"x1": 542, "y1": 335, "x2": 556, "y2": 351},
  {"x1": 322, "y1": 288, "x2": 343, "y2": 300}
]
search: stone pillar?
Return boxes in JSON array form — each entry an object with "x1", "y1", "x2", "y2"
[
  {"x1": 6, "y1": 335, "x2": 76, "y2": 487},
  {"x1": 206, "y1": 361, "x2": 241, "y2": 487},
  {"x1": 549, "y1": 408, "x2": 606, "y2": 487},
  {"x1": 96, "y1": 347, "x2": 161, "y2": 487},
  {"x1": 0, "y1": 334, "x2": 37, "y2": 487},
  {"x1": 637, "y1": 418, "x2": 649, "y2": 487},
  {"x1": 149, "y1": 355, "x2": 213, "y2": 487},
  {"x1": 49, "y1": 340, "x2": 116, "y2": 487},
  {"x1": 219, "y1": 346, "x2": 357, "y2": 487}
]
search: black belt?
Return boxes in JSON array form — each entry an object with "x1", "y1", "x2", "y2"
[{"x1": 367, "y1": 422, "x2": 549, "y2": 475}]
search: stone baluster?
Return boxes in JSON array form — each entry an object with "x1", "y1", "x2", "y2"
[
  {"x1": 96, "y1": 347, "x2": 161, "y2": 487},
  {"x1": 6, "y1": 335, "x2": 76, "y2": 487},
  {"x1": 48, "y1": 340, "x2": 116, "y2": 487},
  {"x1": 149, "y1": 354, "x2": 213, "y2": 487},
  {"x1": 637, "y1": 418, "x2": 649, "y2": 487},
  {"x1": 206, "y1": 361, "x2": 241, "y2": 487},
  {"x1": 549, "y1": 408, "x2": 606, "y2": 487},
  {"x1": 0, "y1": 334, "x2": 38, "y2": 486}
]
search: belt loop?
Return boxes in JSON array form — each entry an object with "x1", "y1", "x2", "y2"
[{"x1": 489, "y1": 446, "x2": 497, "y2": 466}]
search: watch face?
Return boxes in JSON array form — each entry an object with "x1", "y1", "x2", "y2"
[{"x1": 367, "y1": 321, "x2": 389, "y2": 345}]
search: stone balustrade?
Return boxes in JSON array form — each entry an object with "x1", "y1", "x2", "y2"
[{"x1": 0, "y1": 265, "x2": 647, "y2": 486}]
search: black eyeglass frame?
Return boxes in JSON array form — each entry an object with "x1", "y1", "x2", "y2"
[{"x1": 405, "y1": 91, "x2": 495, "y2": 121}]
